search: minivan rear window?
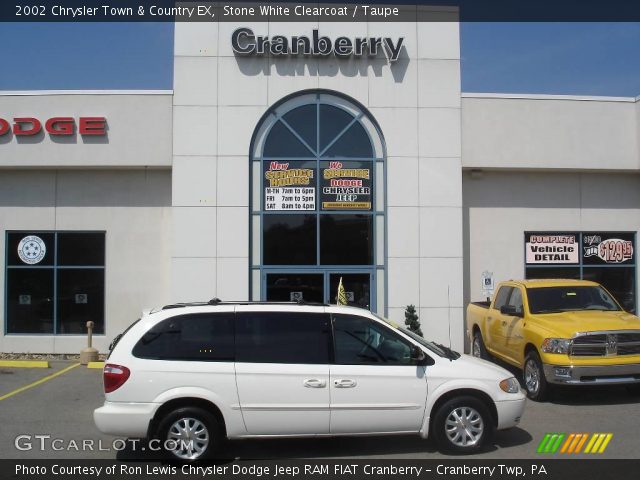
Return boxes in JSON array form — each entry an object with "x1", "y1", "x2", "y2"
[
  {"x1": 235, "y1": 312, "x2": 330, "y2": 364},
  {"x1": 132, "y1": 313, "x2": 235, "y2": 361}
]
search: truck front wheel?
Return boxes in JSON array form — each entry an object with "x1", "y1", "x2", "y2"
[{"x1": 524, "y1": 350, "x2": 551, "y2": 401}]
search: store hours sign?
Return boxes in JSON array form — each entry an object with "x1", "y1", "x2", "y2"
[
  {"x1": 264, "y1": 161, "x2": 315, "y2": 211},
  {"x1": 263, "y1": 161, "x2": 373, "y2": 211}
]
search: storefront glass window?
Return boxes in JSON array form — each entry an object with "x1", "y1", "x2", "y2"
[
  {"x1": 251, "y1": 91, "x2": 385, "y2": 309},
  {"x1": 5, "y1": 231, "x2": 106, "y2": 334},
  {"x1": 525, "y1": 232, "x2": 637, "y2": 313}
]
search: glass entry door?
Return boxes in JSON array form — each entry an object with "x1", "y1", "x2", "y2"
[
  {"x1": 265, "y1": 273, "x2": 324, "y2": 303},
  {"x1": 328, "y1": 273, "x2": 371, "y2": 309},
  {"x1": 264, "y1": 271, "x2": 373, "y2": 310}
]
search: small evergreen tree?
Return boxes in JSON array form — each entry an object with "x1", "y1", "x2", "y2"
[{"x1": 404, "y1": 304, "x2": 423, "y2": 336}]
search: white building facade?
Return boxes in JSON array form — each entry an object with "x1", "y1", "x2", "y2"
[{"x1": 0, "y1": 18, "x2": 637, "y2": 353}]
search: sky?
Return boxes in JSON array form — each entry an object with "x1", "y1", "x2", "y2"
[{"x1": 0, "y1": 22, "x2": 639, "y2": 96}]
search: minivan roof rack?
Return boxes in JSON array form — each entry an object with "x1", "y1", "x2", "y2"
[{"x1": 161, "y1": 299, "x2": 330, "y2": 310}]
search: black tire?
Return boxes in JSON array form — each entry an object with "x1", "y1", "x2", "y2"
[
  {"x1": 157, "y1": 407, "x2": 222, "y2": 462},
  {"x1": 471, "y1": 330, "x2": 491, "y2": 360},
  {"x1": 625, "y1": 384, "x2": 640, "y2": 396},
  {"x1": 523, "y1": 350, "x2": 551, "y2": 401},
  {"x1": 432, "y1": 395, "x2": 494, "y2": 454}
]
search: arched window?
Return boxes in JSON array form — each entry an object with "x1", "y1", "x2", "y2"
[{"x1": 250, "y1": 91, "x2": 386, "y2": 312}]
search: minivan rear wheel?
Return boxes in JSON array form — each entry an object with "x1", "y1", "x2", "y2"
[
  {"x1": 157, "y1": 407, "x2": 221, "y2": 461},
  {"x1": 432, "y1": 396, "x2": 494, "y2": 454}
]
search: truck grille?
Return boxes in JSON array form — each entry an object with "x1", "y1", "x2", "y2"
[{"x1": 570, "y1": 332, "x2": 640, "y2": 357}]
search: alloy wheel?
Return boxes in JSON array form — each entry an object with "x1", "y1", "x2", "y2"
[
  {"x1": 524, "y1": 359, "x2": 540, "y2": 395},
  {"x1": 167, "y1": 417, "x2": 210, "y2": 460},
  {"x1": 444, "y1": 406, "x2": 484, "y2": 447}
]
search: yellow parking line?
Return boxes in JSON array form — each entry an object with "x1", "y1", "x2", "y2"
[
  {"x1": 0, "y1": 360, "x2": 49, "y2": 368},
  {"x1": 87, "y1": 361, "x2": 104, "y2": 369},
  {"x1": 0, "y1": 363, "x2": 80, "y2": 402}
]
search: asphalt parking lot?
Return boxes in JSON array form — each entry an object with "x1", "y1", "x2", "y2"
[{"x1": 0, "y1": 360, "x2": 638, "y2": 460}]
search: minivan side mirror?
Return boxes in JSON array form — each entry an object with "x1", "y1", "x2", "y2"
[
  {"x1": 411, "y1": 346, "x2": 433, "y2": 366},
  {"x1": 500, "y1": 305, "x2": 523, "y2": 317}
]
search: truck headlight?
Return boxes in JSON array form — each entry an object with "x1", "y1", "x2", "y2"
[
  {"x1": 499, "y1": 377, "x2": 520, "y2": 394},
  {"x1": 541, "y1": 338, "x2": 571, "y2": 354}
]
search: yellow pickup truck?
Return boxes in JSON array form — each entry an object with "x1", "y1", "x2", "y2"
[{"x1": 467, "y1": 279, "x2": 640, "y2": 401}]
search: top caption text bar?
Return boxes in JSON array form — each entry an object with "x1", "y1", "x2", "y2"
[{"x1": 4, "y1": 1, "x2": 640, "y2": 22}]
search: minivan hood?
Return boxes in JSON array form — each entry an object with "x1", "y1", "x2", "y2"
[
  {"x1": 530, "y1": 310, "x2": 640, "y2": 338},
  {"x1": 446, "y1": 353, "x2": 515, "y2": 380}
]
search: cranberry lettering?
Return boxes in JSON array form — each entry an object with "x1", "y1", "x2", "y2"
[{"x1": 0, "y1": 117, "x2": 106, "y2": 136}]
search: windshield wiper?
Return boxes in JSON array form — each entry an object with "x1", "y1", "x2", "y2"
[{"x1": 433, "y1": 342, "x2": 460, "y2": 361}]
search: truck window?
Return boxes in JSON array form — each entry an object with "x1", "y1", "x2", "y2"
[
  {"x1": 493, "y1": 287, "x2": 513, "y2": 310},
  {"x1": 508, "y1": 288, "x2": 524, "y2": 312}
]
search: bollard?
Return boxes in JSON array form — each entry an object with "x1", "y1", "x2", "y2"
[{"x1": 80, "y1": 320, "x2": 99, "y2": 365}]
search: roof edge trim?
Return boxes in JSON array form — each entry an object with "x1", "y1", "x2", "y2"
[
  {"x1": 0, "y1": 90, "x2": 173, "y2": 96},
  {"x1": 462, "y1": 92, "x2": 637, "y2": 103}
]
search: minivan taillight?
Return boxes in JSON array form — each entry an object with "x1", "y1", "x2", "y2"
[{"x1": 103, "y1": 364, "x2": 130, "y2": 393}]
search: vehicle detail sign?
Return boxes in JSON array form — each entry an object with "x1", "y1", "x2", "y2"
[
  {"x1": 525, "y1": 233, "x2": 579, "y2": 264},
  {"x1": 321, "y1": 161, "x2": 371, "y2": 210},
  {"x1": 264, "y1": 161, "x2": 315, "y2": 211}
]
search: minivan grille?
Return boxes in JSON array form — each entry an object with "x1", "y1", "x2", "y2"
[{"x1": 570, "y1": 332, "x2": 640, "y2": 357}]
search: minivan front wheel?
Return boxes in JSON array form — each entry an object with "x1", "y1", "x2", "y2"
[
  {"x1": 158, "y1": 407, "x2": 221, "y2": 461},
  {"x1": 432, "y1": 396, "x2": 493, "y2": 454}
]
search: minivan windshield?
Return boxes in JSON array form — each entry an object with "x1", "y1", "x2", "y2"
[
  {"x1": 527, "y1": 286, "x2": 622, "y2": 314},
  {"x1": 373, "y1": 313, "x2": 452, "y2": 359}
]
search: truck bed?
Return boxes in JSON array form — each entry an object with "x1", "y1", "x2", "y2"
[{"x1": 470, "y1": 301, "x2": 491, "y2": 309}]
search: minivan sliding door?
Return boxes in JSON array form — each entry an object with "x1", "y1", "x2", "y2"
[{"x1": 234, "y1": 308, "x2": 331, "y2": 435}]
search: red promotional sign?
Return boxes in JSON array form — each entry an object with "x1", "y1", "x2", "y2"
[{"x1": 0, "y1": 116, "x2": 106, "y2": 136}]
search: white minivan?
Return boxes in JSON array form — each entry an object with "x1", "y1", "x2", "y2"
[{"x1": 94, "y1": 301, "x2": 525, "y2": 460}]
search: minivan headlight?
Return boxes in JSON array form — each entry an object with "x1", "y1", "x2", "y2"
[
  {"x1": 499, "y1": 377, "x2": 520, "y2": 394},
  {"x1": 541, "y1": 338, "x2": 571, "y2": 354}
]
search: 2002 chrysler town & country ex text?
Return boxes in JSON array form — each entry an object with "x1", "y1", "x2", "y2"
[{"x1": 94, "y1": 302, "x2": 526, "y2": 460}]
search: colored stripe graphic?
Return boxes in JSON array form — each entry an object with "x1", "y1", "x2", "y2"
[
  {"x1": 537, "y1": 433, "x2": 552, "y2": 453},
  {"x1": 537, "y1": 433, "x2": 565, "y2": 453},
  {"x1": 538, "y1": 433, "x2": 613, "y2": 454}
]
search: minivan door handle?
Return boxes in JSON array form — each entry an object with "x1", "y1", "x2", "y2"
[
  {"x1": 303, "y1": 379, "x2": 327, "y2": 388},
  {"x1": 334, "y1": 379, "x2": 357, "y2": 388}
]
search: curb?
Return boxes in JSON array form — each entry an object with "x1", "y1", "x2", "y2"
[
  {"x1": 0, "y1": 360, "x2": 49, "y2": 368},
  {"x1": 87, "y1": 361, "x2": 105, "y2": 369}
]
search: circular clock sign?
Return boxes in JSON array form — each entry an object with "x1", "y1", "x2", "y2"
[{"x1": 17, "y1": 235, "x2": 46, "y2": 265}]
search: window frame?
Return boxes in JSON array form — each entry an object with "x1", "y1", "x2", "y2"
[
  {"x1": 4, "y1": 230, "x2": 106, "y2": 336},
  {"x1": 249, "y1": 90, "x2": 387, "y2": 312},
  {"x1": 524, "y1": 231, "x2": 637, "y2": 313}
]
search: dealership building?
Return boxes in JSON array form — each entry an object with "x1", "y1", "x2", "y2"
[{"x1": 0, "y1": 15, "x2": 638, "y2": 354}]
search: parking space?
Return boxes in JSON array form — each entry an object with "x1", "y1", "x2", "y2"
[
  {"x1": 0, "y1": 361, "x2": 72, "y2": 399},
  {"x1": 0, "y1": 361, "x2": 637, "y2": 460}
]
